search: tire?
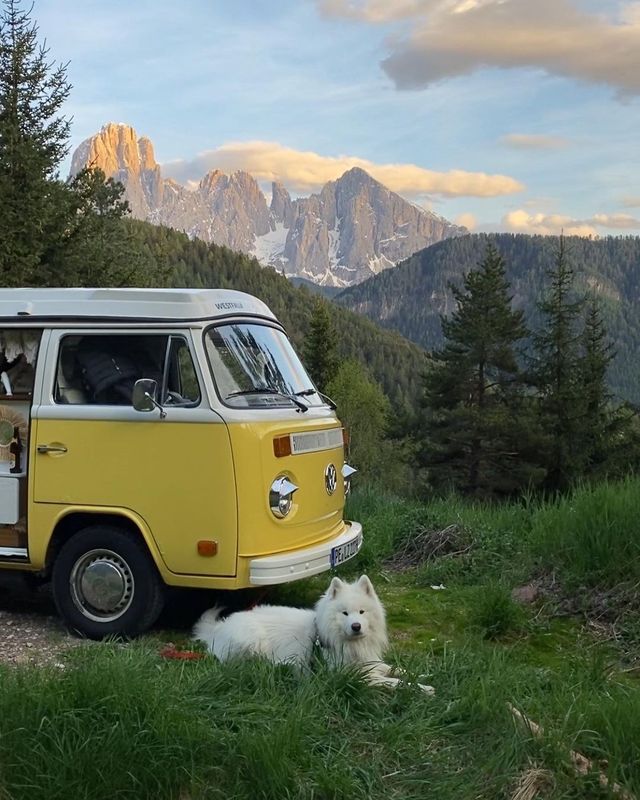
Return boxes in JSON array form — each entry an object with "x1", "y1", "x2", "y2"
[{"x1": 52, "y1": 525, "x2": 165, "y2": 640}]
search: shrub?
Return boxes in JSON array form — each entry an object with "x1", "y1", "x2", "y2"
[{"x1": 468, "y1": 583, "x2": 525, "y2": 639}]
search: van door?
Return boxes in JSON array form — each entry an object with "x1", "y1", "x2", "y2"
[
  {"x1": 0, "y1": 328, "x2": 42, "y2": 559},
  {"x1": 31, "y1": 330, "x2": 238, "y2": 576}
]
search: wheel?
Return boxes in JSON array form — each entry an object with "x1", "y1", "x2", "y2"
[{"x1": 52, "y1": 525, "x2": 165, "y2": 639}]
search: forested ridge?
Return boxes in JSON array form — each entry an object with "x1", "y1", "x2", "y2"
[{"x1": 336, "y1": 233, "x2": 640, "y2": 402}]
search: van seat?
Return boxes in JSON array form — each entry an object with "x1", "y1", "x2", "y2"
[{"x1": 56, "y1": 348, "x2": 87, "y2": 404}]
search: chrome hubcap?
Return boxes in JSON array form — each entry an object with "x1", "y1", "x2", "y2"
[{"x1": 70, "y1": 549, "x2": 135, "y2": 622}]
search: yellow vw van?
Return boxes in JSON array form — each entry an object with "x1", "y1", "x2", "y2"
[{"x1": 0, "y1": 288, "x2": 361, "y2": 638}]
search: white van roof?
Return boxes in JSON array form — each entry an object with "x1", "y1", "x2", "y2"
[{"x1": 0, "y1": 288, "x2": 277, "y2": 323}]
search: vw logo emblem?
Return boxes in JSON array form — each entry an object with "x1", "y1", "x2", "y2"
[{"x1": 325, "y1": 463, "x2": 337, "y2": 495}]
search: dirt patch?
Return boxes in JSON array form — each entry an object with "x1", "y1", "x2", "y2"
[
  {"x1": 511, "y1": 583, "x2": 541, "y2": 605},
  {"x1": 0, "y1": 609, "x2": 85, "y2": 667},
  {"x1": 0, "y1": 572, "x2": 85, "y2": 667},
  {"x1": 534, "y1": 572, "x2": 640, "y2": 622},
  {"x1": 0, "y1": 573, "x2": 217, "y2": 667}
]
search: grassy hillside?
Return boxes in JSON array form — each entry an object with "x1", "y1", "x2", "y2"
[
  {"x1": 133, "y1": 220, "x2": 427, "y2": 411},
  {"x1": 2, "y1": 479, "x2": 640, "y2": 799},
  {"x1": 335, "y1": 233, "x2": 640, "y2": 403}
]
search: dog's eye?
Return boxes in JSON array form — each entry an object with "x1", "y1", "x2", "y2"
[
  {"x1": 342, "y1": 611, "x2": 348, "y2": 616},
  {"x1": 359, "y1": 610, "x2": 364, "y2": 614}
]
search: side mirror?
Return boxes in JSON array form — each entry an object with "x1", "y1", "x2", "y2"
[{"x1": 132, "y1": 379, "x2": 166, "y2": 418}]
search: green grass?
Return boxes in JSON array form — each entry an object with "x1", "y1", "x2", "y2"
[
  {"x1": 530, "y1": 477, "x2": 640, "y2": 588},
  {"x1": 2, "y1": 479, "x2": 640, "y2": 799},
  {"x1": 467, "y1": 582, "x2": 525, "y2": 640},
  {"x1": 0, "y1": 632, "x2": 635, "y2": 799}
]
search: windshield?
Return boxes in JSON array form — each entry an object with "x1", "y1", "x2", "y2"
[{"x1": 204, "y1": 323, "x2": 324, "y2": 409}]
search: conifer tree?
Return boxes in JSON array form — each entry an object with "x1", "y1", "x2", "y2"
[
  {"x1": 0, "y1": 0, "x2": 157, "y2": 288},
  {"x1": 577, "y1": 290, "x2": 640, "y2": 478},
  {"x1": 303, "y1": 298, "x2": 339, "y2": 391},
  {"x1": 419, "y1": 244, "x2": 544, "y2": 496},
  {"x1": 48, "y1": 167, "x2": 166, "y2": 287},
  {"x1": 578, "y1": 295, "x2": 617, "y2": 473},
  {"x1": 531, "y1": 236, "x2": 587, "y2": 490},
  {"x1": 0, "y1": 0, "x2": 70, "y2": 284}
]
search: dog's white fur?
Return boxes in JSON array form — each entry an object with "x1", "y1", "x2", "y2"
[{"x1": 192, "y1": 575, "x2": 434, "y2": 694}]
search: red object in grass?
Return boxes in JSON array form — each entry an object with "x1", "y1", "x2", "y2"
[{"x1": 159, "y1": 644, "x2": 206, "y2": 661}]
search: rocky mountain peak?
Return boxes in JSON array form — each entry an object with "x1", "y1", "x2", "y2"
[
  {"x1": 199, "y1": 169, "x2": 225, "y2": 194},
  {"x1": 71, "y1": 123, "x2": 162, "y2": 216},
  {"x1": 70, "y1": 124, "x2": 466, "y2": 287},
  {"x1": 70, "y1": 123, "x2": 157, "y2": 177},
  {"x1": 337, "y1": 166, "x2": 377, "y2": 190},
  {"x1": 137, "y1": 136, "x2": 158, "y2": 172},
  {"x1": 270, "y1": 181, "x2": 294, "y2": 227}
]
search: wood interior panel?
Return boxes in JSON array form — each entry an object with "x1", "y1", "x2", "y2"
[{"x1": 0, "y1": 520, "x2": 26, "y2": 548}]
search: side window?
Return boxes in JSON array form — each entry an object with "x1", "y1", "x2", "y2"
[
  {"x1": 163, "y1": 336, "x2": 201, "y2": 405},
  {"x1": 0, "y1": 329, "x2": 41, "y2": 399},
  {"x1": 55, "y1": 334, "x2": 201, "y2": 407}
]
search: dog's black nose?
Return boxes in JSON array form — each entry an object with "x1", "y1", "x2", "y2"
[{"x1": 351, "y1": 622, "x2": 361, "y2": 633}]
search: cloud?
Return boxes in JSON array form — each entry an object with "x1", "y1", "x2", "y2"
[
  {"x1": 455, "y1": 212, "x2": 477, "y2": 229},
  {"x1": 590, "y1": 213, "x2": 640, "y2": 229},
  {"x1": 500, "y1": 133, "x2": 570, "y2": 150},
  {"x1": 622, "y1": 195, "x2": 640, "y2": 208},
  {"x1": 317, "y1": 0, "x2": 428, "y2": 23},
  {"x1": 319, "y1": 0, "x2": 640, "y2": 96},
  {"x1": 163, "y1": 140, "x2": 523, "y2": 198},
  {"x1": 503, "y1": 208, "x2": 640, "y2": 236},
  {"x1": 504, "y1": 210, "x2": 598, "y2": 237}
]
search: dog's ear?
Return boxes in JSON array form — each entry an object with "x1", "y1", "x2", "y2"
[
  {"x1": 328, "y1": 576, "x2": 344, "y2": 598},
  {"x1": 357, "y1": 575, "x2": 374, "y2": 595}
]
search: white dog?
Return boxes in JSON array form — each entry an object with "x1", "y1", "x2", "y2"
[{"x1": 192, "y1": 575, "x2": 434, "y2": 694}]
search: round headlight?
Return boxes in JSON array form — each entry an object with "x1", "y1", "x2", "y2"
[{"x1": 270, "y1": 476, "x2": 299, "y2": 518}]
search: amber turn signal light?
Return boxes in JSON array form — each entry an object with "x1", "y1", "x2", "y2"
[
  {"x1": 273, "y1": 434, "x2": 292, "y2": 458},
  {"x1": 197, "y1": 540, "x2": 218, "y2": 556}
]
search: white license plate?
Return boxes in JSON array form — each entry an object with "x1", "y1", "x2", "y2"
[{"x1": 330, "y1": 534, "x2": 361, "y2": 568}]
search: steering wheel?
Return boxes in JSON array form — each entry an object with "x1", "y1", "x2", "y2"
[{"x1": 163, "y1": 390, "x2": 186, "y2": 405}]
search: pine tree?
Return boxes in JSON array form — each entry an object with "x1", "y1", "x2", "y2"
[
  {"x1": 0, "y1": 0, "x2": 70, "y2": 284},
  {"x1": 0, "y1": 1, "x2": 156, "y2": 288},
  {"x1": 531, "y1": 236, "x2": 587, "y2": 490},
  {"x1": 578, "y1": 295, "x2": 617, "y2": 473},
  {"x1": 303, "y1": 298, "x2": 339, "y2": 392},
  {"x1": 48, "y1": 168, "x2": 167, "y2": 287},
  {"x1": 419, "y1": 244, "x2": 545, "y2": 496}
]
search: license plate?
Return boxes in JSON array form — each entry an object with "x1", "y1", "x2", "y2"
[{"x1": 330, "y1": 534, "x2": 361, "y2": 568}]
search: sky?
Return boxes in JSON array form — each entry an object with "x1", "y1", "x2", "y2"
[{"x1": 33, "y1": 0, "x2": 640, "y2": 237}]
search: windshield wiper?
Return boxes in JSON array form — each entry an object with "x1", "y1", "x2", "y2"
[
  {"x1": 226, "y1": 387, "x2": 309, "y2": 413},
  {"x1": 294, "y1": 388, "x2": 337, "y2": 410}
]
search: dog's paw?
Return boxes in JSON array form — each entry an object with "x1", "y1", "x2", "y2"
[{"x1": 417, "y1": 682, "x2": 436, "y2": 695}]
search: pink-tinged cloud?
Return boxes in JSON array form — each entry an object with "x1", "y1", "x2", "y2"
[
  {"x1": 318, "y1": 0, "x2": 429, "y2": 23},
  {"x1": 503, "y1": 208, "x2": 640, "y2": 236},
  {"x1": 163, "y1": 140, "x2": 524, "y2": 198},
  {"x1": 590, "y1": 213, "x2": 640, "y2": 229},
  {"x1": 320, "y1": 0, "x2": 640, "y2": 96},
  {"x1": 455, "y1": 212, "x2": 477, "y2": 230},
  {"x1": 500, "y1": 133, "x2": 570, "y2": 150}
]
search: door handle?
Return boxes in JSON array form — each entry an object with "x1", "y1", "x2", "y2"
[{"x1": 37, "y1": 444, "x2": 68, "y2": 454}]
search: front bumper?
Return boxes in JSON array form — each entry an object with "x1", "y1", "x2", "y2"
[{"x1": 249, "y1": 521, "x2": 363, "y2": 586}]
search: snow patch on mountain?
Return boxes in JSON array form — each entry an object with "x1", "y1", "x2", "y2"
[{"x1": 251, "y1": 222, "x2": 289, "y2": 264}]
